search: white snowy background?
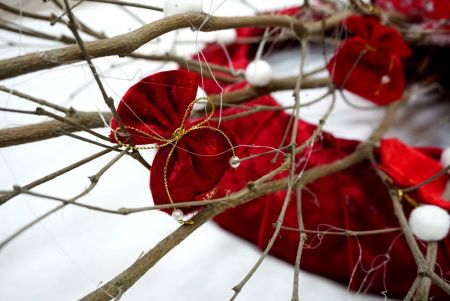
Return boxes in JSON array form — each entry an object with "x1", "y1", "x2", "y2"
[{"x1": 1, "y1": 0, "x2": 449, "y2": 300}]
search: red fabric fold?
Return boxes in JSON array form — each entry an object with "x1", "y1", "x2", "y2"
[
  {"x1": 380, "y1": 138, "x2": 450, "y2": 209},
  {"x1": 110, "y1": 70, "x2": 198, "y2": 145},
  {"x1": 327, "y1": 16, "x2": 411, "y2": 105},
  {"x1": 213, "y1": 95, "x2": 450, "y2": 300}
]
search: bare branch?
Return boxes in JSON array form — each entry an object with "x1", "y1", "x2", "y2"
[
  {"x1": 0, "y1": 12, "x2": 347, "y2": 80},
  {"x1": 0, "y1": 111, "x2": 111, "y2": 148},
  {"x1": 72, "y1": 0, "x2": 163, "y2": 12},
  {"x1": 0, "y1": 148, "x2": 114, "y2": 206}
]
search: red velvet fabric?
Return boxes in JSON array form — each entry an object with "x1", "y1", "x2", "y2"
[
  {"x1": 213, "y1": 95, "x2": 450, "y2": 300},
  {"x1": 380, "y1": 139, "x2": 450, "y2": 209},
  {"x1": 110, "y1": 70, "x2": 233, "y2": 208},
  {"x1": 177, "y1": 8, "x2": 450, "y2": 297},
  {"x1": 327, "y1": 15, "x2": 411, "y2": 105}
]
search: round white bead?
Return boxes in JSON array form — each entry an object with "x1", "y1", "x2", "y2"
[
  {"x1": 245, "y1": 60, "x2": 272, "y2": 86},
  {"x1": 229, "y1": 156, "x2": 240, "y2": 169},
  {"x1": 163, "y1": 0, "x2": 203, "y2": 17},
  {"x1": 441, "y1": 147, "x2": 450, "y2": 171},
  {"x1": 171, "y1": 208, "x2": 184, "y2": 221},
  {"x1": 425, "y1": 1, "x2": 434, "y2": 12},
  {"x1": 215, "y1": 29, "x2": 237, "y2": 45},
  {"x1": 381, "y1": 75, "x2": 391, "y2": 84},
  {"x1": 409, "y1": 205, "x2": 450, "y2": 241}
]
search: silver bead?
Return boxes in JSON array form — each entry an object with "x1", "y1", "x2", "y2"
[
  {"x1": 171, "y1": 209, "x2": 184, "y2": 221},
  {"x1": 381, "y1": 75, "x2": 391, "y2": 84},
  {"x1": 229, "y1": 156, "x2": 240, "y2": 169}
]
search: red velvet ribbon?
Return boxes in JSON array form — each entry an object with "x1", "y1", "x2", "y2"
[{"x1": 110, "y1": 70, "x2": 234, "y2": 211}]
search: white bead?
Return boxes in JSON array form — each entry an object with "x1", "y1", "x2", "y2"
[
  {"x1": 171, "y1": 208, "x2": 184, "y2": 221},
  {"x1": 163, "y1": 0, "x2": 203, "y2": 17},
  {"x1": 409, "y1": 205, "x2": 450, "y2": 241},
  {"x1": 381, "y1": 75, "x2": 391, "y2": 84},
  {"x1": 215, "y1": 29, "x2": 237, "y2": 45},
  {"x1": 245, "y1": 60, "x2": 272, "y2": 86},
  {"x1": 425, "y1": 1, "x2": 434, "y2": 12},
  {"x1": 441, "y1": 147, "x2": 450, "y2": 171},
  {"x1": 229, "y1": 156, "x2": 240, "y2": 169}
]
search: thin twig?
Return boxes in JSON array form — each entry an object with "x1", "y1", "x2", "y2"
[
  {"x1": 58, "y1": 130, "x2": 151, "y2": 170},
  {"x1": 0, "y1": 12, "x2": 347, "y2": 80},
  {"x1": 0, "y1": 111, "x2": 112, "y2": 148},
  {"x1": 0, "y1": 75, "x2": 328, "y2": 149},
  {"x1": 403, "y1": 277, "x2": 421, "y2": 301},
  {"x1": 0, "y1": 148, "x2": 114, "y2": 206},
  {"x1": 0, "y1": 2, "x2": 105, "y2": 39},
  {"x1": 413, "y1": 242, "x2": 438, "y2": 301},
  {"x1": 0, "y1": 149, "x2": 128, "y2": 250},
  {"x1": 0, "y1": 85, "x2": 73, "y2": 114},
  {"x1": 230, "y1": 41, "x2": 316, "y2": 300},
  {"x1": 278, "y1": 225, "x2": 402, "y2": 236},
  {"x1": 0, "y1": 21, "x2": 76, "y2": 44},
  {"x1": 62, "y1": 0, "x2": 130, "y2": 142},
  {"x1": 72, "y1": 0, "x2": 163, "y2": 12},
  {"x1": 402, "y1": 165, "x2": 450, "y2": 193},
  {"x1": 291, "y1": 186, "x2": 307, "y2": 301}
]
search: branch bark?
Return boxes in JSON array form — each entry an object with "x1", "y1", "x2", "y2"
[
  {"x1": 0, "y1": 75, "x2": 328, "y2": 148},
  {"x1": 0, "y1": 111, "x2": 111, "y2": 148},
  {"x1": 0, "y1": 12, "x2": 347, "y2": 80}
]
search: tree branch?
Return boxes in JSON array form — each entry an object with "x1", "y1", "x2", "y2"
[
  {"x1": 0, "y1": 111, "x2": 112, "y2": 148},
  {"x1": 0, "y1": 12, "x2": 347, "y2": 80}
]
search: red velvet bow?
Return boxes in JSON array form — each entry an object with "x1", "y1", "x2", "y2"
[
  {"x1": 110, "y1": 70, "x2": 234, "y2": 209},
  {"x1": 214, "y1": 95, "x2": 450, "y2": 300},
  {"x1": 380, "y1": 138, "x2": 450, "y2": 209},
  {"x1": 327, "y1": 15, "x2": 412, "y2": 105}
]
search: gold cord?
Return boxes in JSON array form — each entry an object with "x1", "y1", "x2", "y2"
[{"x1": 396, "y1": 188, "x2": 420, "y2": 208}]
